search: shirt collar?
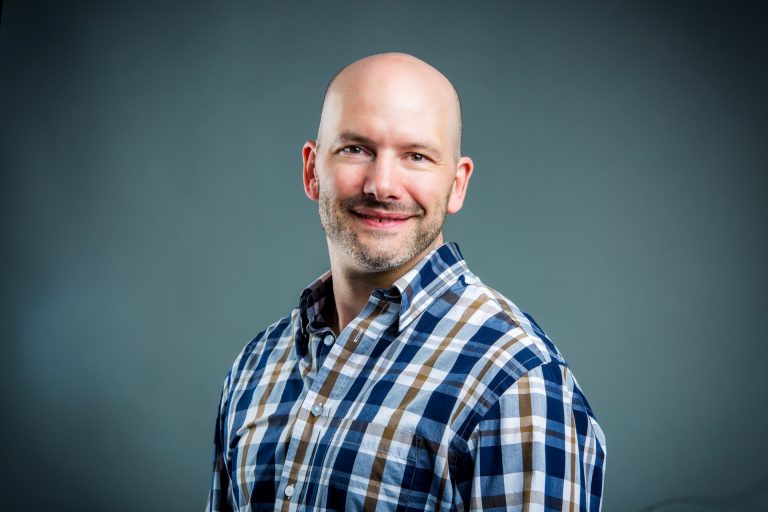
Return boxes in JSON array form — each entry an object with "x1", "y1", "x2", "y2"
[
  {"x1": 388, "y1": 242, "x2": 470, "y2": 330},
  {"x1": 297, "y1": 242, "x2": 471, "y2": 354},
  {"x1": 297, "y1": 271, "x2": 333, "y2": 358}
]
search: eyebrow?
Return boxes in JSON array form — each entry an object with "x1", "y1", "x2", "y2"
[{"x1": 333, "y1": 131, "x2": 443, "y2": 157}]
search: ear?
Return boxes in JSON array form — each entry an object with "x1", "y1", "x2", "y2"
[
  {"x1": 447, "y1": 156, "x2": 474, "y2": 214},
  {"x1": 302, "y1": 140, "x2": 319, "y2": 201}
]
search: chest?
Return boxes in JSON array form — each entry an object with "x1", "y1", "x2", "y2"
[{"x1": 223, "y1": 332, "x2": 475, "y2": 510}]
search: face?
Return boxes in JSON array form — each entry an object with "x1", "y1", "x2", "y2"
[
  {"x1": 316, "y1": 159, "x2": 451, "y2": 272},
  {"x1": 303, "y1": 60, "x2": 472, "y2": 274}
]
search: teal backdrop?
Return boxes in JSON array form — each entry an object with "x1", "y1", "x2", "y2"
[{"x1": 2, "y1": 1, "x2": 767, "y2": 510}]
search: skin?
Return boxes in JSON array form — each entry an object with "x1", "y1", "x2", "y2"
[{"x1": 302, "y1": 53, "x2": 474, "y2": 335}]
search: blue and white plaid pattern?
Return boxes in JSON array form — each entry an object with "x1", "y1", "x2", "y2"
[{"x1": 207, "y1": 243, "x2": 606, "y2": 511}]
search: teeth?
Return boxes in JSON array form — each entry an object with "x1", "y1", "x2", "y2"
[{"x1": 354, "y1": 211, "x2": 403, "y2": 223}]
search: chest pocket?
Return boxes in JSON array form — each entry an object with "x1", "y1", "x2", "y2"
[{"x1": 320, "y1": 420, "x2": 425, "y2": 510}]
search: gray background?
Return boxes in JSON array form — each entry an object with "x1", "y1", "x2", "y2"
[{"x1": 2, "y1": 1, "x2": 767, "y2": 510}]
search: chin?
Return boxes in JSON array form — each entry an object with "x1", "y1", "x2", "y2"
[{"x1": 351, "y1": 246, "x2": 410, "y2": 272}]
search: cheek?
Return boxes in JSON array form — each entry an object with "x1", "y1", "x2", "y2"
[
  {"x1": 407, "y1": 177, "x2": 453, "y2": 210},
  {"x1": 320, "y1": 170, "x2": 363, "y2": 198}
]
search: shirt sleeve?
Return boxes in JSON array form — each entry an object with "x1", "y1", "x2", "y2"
[
  {"x1": 466, "y1": 362, "x2": 606, "y2": 511},
  {"x1": 205, "y1": 373, "x2": 234, "y2": 512}
]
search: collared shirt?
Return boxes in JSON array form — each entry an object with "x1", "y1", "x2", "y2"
[{"x1": 206, "y1": 243, "x2": 606, "y2": 511}]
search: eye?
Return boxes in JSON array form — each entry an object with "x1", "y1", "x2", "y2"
[
  {"x1": 409, "y1": 153, "x2": 428, "y2": 162},
  {"x1": 341, "y1": 145, "x2": 364, "y2": 155}
]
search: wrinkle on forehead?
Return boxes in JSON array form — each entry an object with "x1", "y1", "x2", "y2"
[{"x1": 317, "y1": 53, "x2": 462, "y2": 158}]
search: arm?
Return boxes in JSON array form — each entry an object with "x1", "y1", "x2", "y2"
[
  {"x1": 205, "y1": 375, "x2": 234, "y2": 512},
  {"x1": 467, "y1": 362, "x2": 606, "y2": 511}
]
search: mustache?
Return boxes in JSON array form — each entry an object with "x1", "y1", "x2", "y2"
[{"x1": 339, "y1": 196, "x2": 424, "y2": 216}]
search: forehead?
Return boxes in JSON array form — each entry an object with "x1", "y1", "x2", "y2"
[
  {"x1": 319, "y1": 62, "x2": 458, "y2": 150},
  {"x1": 327, "y1": 91, "x2": 445, "y2": 141}
]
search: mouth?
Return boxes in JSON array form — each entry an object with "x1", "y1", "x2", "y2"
[{"x1": 350, "y1": 208, "x2": 414, "y2": 228}]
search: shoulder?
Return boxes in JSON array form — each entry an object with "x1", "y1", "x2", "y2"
[
  {"x1": 451, "y1": 273, "x2": 567, "y2": 371},
  {"x1": 449, "y1": 276, "x2": 606, "y2": 440},
  {"x1": 439, "y1": 274, "x2": 577, "y2": 434},
  {"x1": 220, "y1": 308, "x2": 301, "y2": 399}
]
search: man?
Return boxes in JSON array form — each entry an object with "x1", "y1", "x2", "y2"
[{"x1": 207, "y1": 53, "x2": 606, "y2": 511}]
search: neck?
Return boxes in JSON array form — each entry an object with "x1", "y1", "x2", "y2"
[{"x1": 325, "y1": 236, "x2": 443, "y2": 335}]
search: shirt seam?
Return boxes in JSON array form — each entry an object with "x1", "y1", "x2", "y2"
[{"x1": 457, "y1": 356, "x2": 559, "y2": 441}]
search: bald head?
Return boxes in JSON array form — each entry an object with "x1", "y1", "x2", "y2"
[{"x1": 317, "y1": 53, "x2": 463, "y2": 159}]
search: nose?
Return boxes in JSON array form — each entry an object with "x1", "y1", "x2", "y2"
[{"x1": 362, "y1": 152, "x2": 402, "y2": 201}]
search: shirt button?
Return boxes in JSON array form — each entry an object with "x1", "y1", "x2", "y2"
[
  {"x1": 284, "y1": 483, "x2": 295, "y2": 497},
  {"x1": 323, "y1": 334, "x2": 335, "y2": 346},
  {"x1": 311, "y1": 403, "x2": 323, "y2": 416}
]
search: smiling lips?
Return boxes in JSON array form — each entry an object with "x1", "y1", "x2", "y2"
[{"x1": 351, "y1": 207, "x2": 414, "y2": 228}]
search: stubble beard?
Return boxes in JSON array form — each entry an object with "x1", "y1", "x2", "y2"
[{"x1": 318, "y1": 190, "x2": 448, "y2": 272}]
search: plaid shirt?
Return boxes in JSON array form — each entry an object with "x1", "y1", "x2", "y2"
[{"x1": 207, "y1": 243, "x2": 606, "y2": 511}]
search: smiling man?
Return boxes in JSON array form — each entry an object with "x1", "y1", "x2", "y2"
[{"x1": 207, "y1": 53, "x2": 606, "y2": 511}]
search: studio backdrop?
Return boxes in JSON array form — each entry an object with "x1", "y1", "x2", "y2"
[{"x1": 2, "y1": 1, "x2": 767, "y2": 510}]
